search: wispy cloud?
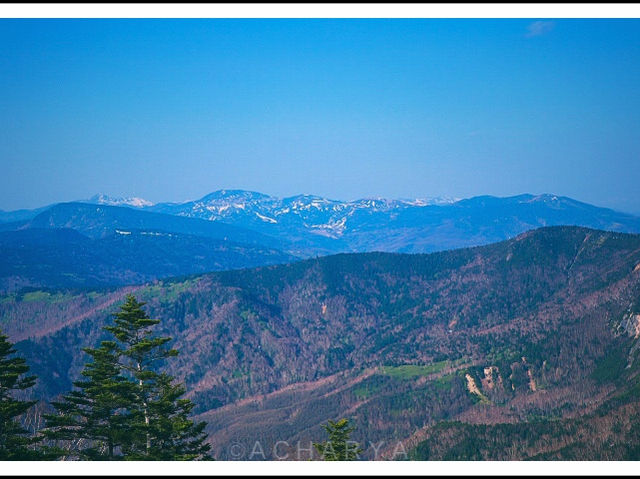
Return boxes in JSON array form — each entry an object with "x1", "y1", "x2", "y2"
[{"x1": 525, "y1": 20, "x2": 555, "y2": 38}]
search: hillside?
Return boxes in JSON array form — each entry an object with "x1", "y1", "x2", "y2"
[
  {"x1": 0, "y1": 202, "x2": 298, "y2": 291},
  {"x1": 24, "y1": 202, "x2": 285, "y2": 249},
  {"x1": 0, "y1": 228, "x2": 294, "y2": 292},
  {"x1": 2, "y1": 226, "x2": 640, "y2": 459},
  {"x1": 409, "y1": 387, "x2": 640, "y2": 460}
]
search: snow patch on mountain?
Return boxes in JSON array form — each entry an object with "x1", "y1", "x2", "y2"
[
  {"x1": 310, "y1": 217, "x2": 347, "y2": 238},
  {"x1": 400, "y1": 197, "x2": 460, "y2": 206},
  {"x1": 255, "y1": 212, "x2": 278, "y2": 224},
  {"x1": 89, "y1": 194, "x2": 154, "y2": 208}
]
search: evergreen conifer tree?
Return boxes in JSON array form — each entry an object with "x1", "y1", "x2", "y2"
[
  {"x1": 46, "y1": 294, "x2": 211, "y2": 460},
  {"x1": 0, "y1": 331, "x2": 42, "y2": 460},
  {"x1": 105, "y1": 295, "x2": 210, "y2": 460},
  {"x1": 313, "y1": 418, "x2": 362, "y2": 461},
  {"x1": 125, "y1": 373, "x2": 211, "y2": 460},
  {"x1": 43, "y1": 339, "x2": 137, "y2": 460}
]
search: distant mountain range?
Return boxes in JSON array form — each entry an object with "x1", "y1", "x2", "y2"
[
  {"x1": 4, "y1": 191, "x2": 640, "y2": 249},
  {"x1": 104, "y1": 189, "x2": 640, "y2": 253},
  {"x1": 1, "y1": 190, "x2": 640, "y2": 290}
]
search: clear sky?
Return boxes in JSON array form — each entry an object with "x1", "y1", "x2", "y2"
[{"x1": 1, "y1": 19, "x2": 639, "y2": 212}]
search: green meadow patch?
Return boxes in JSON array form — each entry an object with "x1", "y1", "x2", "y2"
[
  {"x1": 139, "y1": 278, "x2": 200, "y2": 303},
  {"x1": 380, "y1": 361, "x2": 450, "y2": 379},
  {"x1": 20, "y1": 291, "x2": 74, "y2": 303}
]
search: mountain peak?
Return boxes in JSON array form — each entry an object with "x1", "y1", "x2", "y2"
[
  {"x1": 88, "y1": 194, "x2": 154, "y2": 208},
  {"x1": 198, "y1": 190, "x2": 272, "y2": 203}
]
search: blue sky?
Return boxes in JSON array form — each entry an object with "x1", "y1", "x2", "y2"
[{"x1": 1, "y1": 19, "x2": 639, "y2": 212}]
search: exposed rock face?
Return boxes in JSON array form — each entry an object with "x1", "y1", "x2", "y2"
[
  {"x1": 527, "y1": 369, "x2": 537, "y2": 392},
  {"x1": 620, "y1": 312, "x2": 640, "y2": 339},
  {"x1": 481, "y1": 366, "x2": 502, "y2": 391},
  {"x1": 465, "y1": 374, "x2": 487, "y2": 401}
]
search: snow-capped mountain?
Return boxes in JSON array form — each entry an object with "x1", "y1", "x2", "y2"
[
  {"x1": 87, "y1": 194, "x2": 154, "y2": 208},
  {"x1": 144, "y1": 190, "x2": 640, "y2": 255},
  {"x1": 149, "y1": 190, "x2": 459, "y2": 240}
]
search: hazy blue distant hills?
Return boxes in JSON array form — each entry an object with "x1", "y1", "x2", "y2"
[
  {"x1": 0, "y1": 227, "x2": 294, "y2": 291},
  {"x1": 340, "y1": 193, "x2": 640, "y2": 253},
  {"x1": 0, "y1": 205, "x2": 52, "y2": 223},
  {"x1": 0, "y1": 194, "x2": 155, "y2": 223},
  {"x1": 24, "y1": 202, "x2": 286, "y2": 249},
  {"x1": 0, "y1": 201, "x2": 298, "y2": 291},
  {"x1": 0, "y1": 193, "x2": 154, "y2": 223}
]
